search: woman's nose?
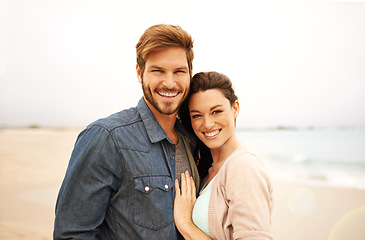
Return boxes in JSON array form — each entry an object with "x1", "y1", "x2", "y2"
[{"x1": 203, "y1": 116, "x2": 214, "y2": 129}]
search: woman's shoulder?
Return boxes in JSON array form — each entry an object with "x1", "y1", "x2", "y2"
[
  {"x1": 220, "y1": 145, "x2": 270, "y2": 181},
  {"x1": 225, "y1": 145, "x2": 263, "y2": 167}
]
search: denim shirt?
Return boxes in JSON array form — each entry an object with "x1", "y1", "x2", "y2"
[{"x1": 54, "y1": 98, "x2": 199, "y2": 240}]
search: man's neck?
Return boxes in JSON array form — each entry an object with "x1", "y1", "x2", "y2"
[{"x1": 146, "y1": 101, "x2": 179, "y2": 144}]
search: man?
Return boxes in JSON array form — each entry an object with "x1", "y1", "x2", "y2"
[{"x1": 54, "y1": 24, "x2": 199, "y2": 240}]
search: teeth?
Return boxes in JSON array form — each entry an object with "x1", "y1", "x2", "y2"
[
  {"x1": 205, "y1": 130, "x2": 219, "y2": 137},
  {"x1": 159, "y1": 92, "x2": 178, "y2": 97}
]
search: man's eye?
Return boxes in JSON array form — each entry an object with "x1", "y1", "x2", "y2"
[{"x1": 151, "y1": 69, "x2": 162, "y2": 73}]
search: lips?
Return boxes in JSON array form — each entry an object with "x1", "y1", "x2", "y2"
[
  {"x1": 157, "y1": 91, "x2": 179, "y2": 97},
  {"x1": 156, "y1": 86, "x2": 181, "y2": 98},
  {"x1": 204, "y1": 129, "x2": 220, "y2": 138}
]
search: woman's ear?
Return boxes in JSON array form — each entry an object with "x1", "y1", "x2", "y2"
[{"x1": 136, "y1": 64, "x2": 142, "y2": 83}]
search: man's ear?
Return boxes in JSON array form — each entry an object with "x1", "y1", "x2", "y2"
[
  {"x1": 233, "y1": 100, "x2": 240, "y2": 118},
  {"x1": 136, "y1": 64, "x2": 142, "y2": 83}
]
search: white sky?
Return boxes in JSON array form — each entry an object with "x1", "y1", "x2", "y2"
[{"x1": 0, "y1": 0, "x2": 365, "y2": 128}]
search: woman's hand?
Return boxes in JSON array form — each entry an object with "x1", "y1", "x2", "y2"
[
  {"x1": 174, "y1": 171, "x2": 212, "y2": 240},
  {"x1": 174, "y1": 171, "x2": 197, "y2": 233}
]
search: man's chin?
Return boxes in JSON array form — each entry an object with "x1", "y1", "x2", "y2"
[
  {"x1": 157, "y1": 104, "x2": 180, "y2": 116},
  {"x1": 158, "y1": 108, "x2": 179, "y2": 116},
  {"x1": 145, "y1": 97, "x2": 181, "y2": 116}
]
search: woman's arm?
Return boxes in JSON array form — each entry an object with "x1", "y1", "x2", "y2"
[
  {"x1": 226, "y1": 153, "x2": 273, "y2": 239},
  {"x1": 174, "y1": 172, "x2": 212, "y2": 240}
]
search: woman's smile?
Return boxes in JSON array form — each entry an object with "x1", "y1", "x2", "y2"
[
  {"x1": 188, "y1": 89, "x2": 239, "y2": 151},
  {"x1": 203, "y1": 129, "x2": 221, "y2": 138}
]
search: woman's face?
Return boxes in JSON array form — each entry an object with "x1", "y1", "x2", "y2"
[{"x1": 188, "y1": 89, "x2": 239, "y2": 150}]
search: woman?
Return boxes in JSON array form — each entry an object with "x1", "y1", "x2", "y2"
[{"x1": 174, "y1": 72, "x2": 274, "y2": 240}]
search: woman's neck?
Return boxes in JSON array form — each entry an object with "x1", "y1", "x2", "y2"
[
  {"x1": 206, "y1": 136, "x2": 240, "y2": 184},
  {"x1": 210, "y1": 136, "x2": 240, "y2": 165}
]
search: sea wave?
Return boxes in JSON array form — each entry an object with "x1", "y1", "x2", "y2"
[{"x1": 237, "y1": 129, "x2": 365, "y2": 189}]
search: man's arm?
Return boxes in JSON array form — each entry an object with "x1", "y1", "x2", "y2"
[{"x1": 54, "y1": 126, "x2": 122, "y2": 239}]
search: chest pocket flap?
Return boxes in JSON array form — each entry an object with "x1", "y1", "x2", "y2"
[
  {"x1": 133, "y1": 175, "x2": 175, "y2": 230},
  {"x1": 134, "y1": 176, "x2": 173, "y2": 193}
]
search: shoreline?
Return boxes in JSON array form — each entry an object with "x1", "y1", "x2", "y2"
[{"x1": 0, "y1": 128, "x2": 364, "y2": 239}]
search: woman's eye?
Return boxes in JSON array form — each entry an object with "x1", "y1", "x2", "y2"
[
  {"x1": 212, "y1": 110, "x2": 223, "y2": 114},
  {"x1": 191, "y1": 114, "x2": 201, "y2": 119}
]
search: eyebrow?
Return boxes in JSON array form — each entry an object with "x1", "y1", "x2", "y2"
[
  {"x1": 190, "y1": 104, "x2": 223, "y2": 114},
  {"x1": 148, "y1": 65, "x2": 163, "y2": 70},
  {"x1": 148, "y1": 65, "x2": 189, "y2": 71},
  {"x1": 175, "y1": 66, "x2": 189, "y2": 71}
]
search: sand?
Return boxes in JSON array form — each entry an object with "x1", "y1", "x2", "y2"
[
  {"x1": 0, "y1": 128, "x2": 79, "y2": 240},
  {"x1": 0, "y1": 128, "x2": 364, "y2": 240}
]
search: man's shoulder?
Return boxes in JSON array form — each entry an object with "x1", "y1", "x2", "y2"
[
  {"x1": 89, "y1": 106, "x2": 142, "y2": 131},
  {"x1": 83, "y1": 105, "x2": 154, "y2": 152}
]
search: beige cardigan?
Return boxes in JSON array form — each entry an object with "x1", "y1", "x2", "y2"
[{"x1": 208, "y1": 146, "x2": 274, "y2": 240}]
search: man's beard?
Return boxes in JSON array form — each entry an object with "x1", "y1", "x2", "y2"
[{"x1": 141, "y1": 81, "x2": 186, "y2": 115}]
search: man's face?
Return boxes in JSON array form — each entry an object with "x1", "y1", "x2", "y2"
[{"x1": 137, "y1": 47, "x2": 190, "y2": 116}]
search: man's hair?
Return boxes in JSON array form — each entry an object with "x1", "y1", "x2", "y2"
[{"x1": 136, "y1": 24, "x2": 194, "y2": 78}]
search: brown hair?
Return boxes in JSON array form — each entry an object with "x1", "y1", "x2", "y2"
[
  {"x1": 188, "y1": 71, "x2": 238, "y2": 105},
  {"x1": 179, "y1": 71, "x2": 238, "y2": 179},
  {"x1": 136, "y1": 24, "x2": 194, "y2": 78}
]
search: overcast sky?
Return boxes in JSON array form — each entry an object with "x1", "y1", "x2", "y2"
[{"x1": 1, "y1": 0, "x2": 365, "y2": 129}]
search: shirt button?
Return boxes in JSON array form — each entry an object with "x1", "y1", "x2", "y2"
[
  {"x1": 145, "y1": 186, "x2": 150, "y2": 192},
  {"x1": 164, "y1": 184, "x2": 169, "y2": 189},
  {"x1": 171, "y1": 155, "x2": 174, "y2": 160}
]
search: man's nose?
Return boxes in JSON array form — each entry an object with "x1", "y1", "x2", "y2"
[{"x1": 163, "y1": 73, "x2": 175, "y2": 89}]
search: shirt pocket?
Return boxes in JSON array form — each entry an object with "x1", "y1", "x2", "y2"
[{"x1": 133, "y1": 175, "x2": 174, "y2": 230}]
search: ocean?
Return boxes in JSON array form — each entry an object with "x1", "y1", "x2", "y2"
[{"x1": 236, "y1": 129, "x2": 365, "y2": 189}]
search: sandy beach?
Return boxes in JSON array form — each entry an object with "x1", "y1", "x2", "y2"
[{"x1": 0, "y1": 128, "x2": 364, "y2": 240}]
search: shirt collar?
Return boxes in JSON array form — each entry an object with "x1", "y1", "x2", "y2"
[
  {"x1": 137, "y1": 97, "x2": 196, "y2": 145},
  {"x1": 137, "y1": 98, "x2": 169, "y2": 143}
]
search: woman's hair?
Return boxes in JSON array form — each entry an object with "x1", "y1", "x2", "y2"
[
  {"x1": 136, "y1": 24, "x2": 194, "y2": 79},
  {"x1": 179, "y1": 71, "x2": 238, "y2": 180}
]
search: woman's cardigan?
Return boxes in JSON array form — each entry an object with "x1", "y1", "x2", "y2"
[{"x1": 208, "y1": 146, "x2": 274, "y2": 240}]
